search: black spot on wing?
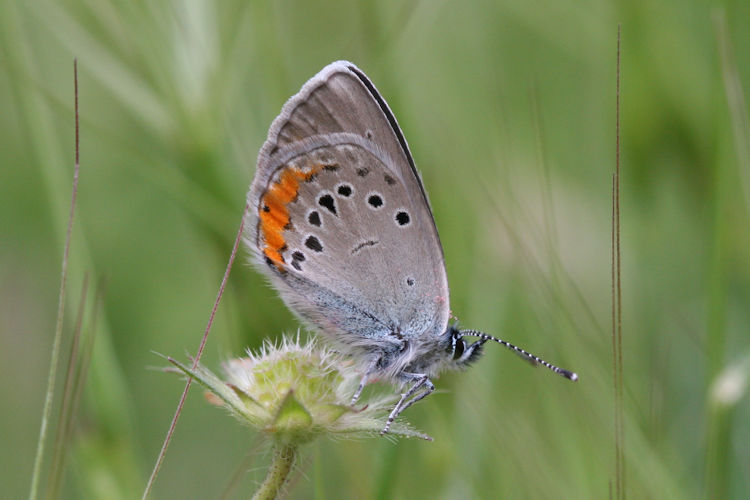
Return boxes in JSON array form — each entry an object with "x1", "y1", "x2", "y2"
[
  {"x1": 395, "y1": 211, "x2": 410, "y2": 226},
  {"x1": 367, "y1": 194, "x2": 383, "y2": 209},
  {"x1": 318, "y1": 194, "x2": 337, "y2": 215},
  {"x1": 290, "y1": 251, "x2": 305, "y2": 271},
  {"x1": 308, "y1": 211, "x2": 321, "y2": 226},
  {"x1": 305, "y1": 236, "x2": 323, "y2": 252}
]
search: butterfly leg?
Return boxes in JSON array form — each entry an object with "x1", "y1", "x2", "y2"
[
  {"x1": 351, "y1": 360, "x2": 381, "y2": 405},
  {"x1": 380, "y1": 374, "x2": 434, "y2": 435},
  {"x1": 350, "y1": 373, "x2": 369, "y2": 406}
]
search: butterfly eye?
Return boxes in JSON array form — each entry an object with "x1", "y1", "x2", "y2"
[{"x1": 452, "y1": 337, "x2": 465, "y2": 360}]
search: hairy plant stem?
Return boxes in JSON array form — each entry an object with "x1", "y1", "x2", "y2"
[{"x1": 252, "y1": 444, "x2": 297, "y2": 500}]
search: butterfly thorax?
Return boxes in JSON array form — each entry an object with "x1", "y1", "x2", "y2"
[
  {"x1": 350, "y1": 324, "x2": 483, "y2": 385},
  {"x1": 374, "y1": 331, "x2": 452, "y2": 381}
]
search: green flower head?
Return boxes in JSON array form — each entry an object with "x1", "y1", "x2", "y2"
[{"x1": 168, "y1": 336, "x2": 430, "y2": 446}]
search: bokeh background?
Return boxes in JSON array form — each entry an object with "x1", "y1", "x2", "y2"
[{"x1": 2, "y1": 1, "x2": 749, "y2": 498}]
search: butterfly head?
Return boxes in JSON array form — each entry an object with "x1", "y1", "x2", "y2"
[{"x1": 445, "y1": 324, "x2": 486, "y2": 370}]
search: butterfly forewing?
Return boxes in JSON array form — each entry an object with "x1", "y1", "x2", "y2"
[{"x1": 245, "y1": 62, "x2": 450, "y2": 350}]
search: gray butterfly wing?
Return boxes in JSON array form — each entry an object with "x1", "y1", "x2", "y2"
[{"x1": 245, "y1": 61, "x2": 449, "y2": 356}]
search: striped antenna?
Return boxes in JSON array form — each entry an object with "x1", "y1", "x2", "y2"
[{"x1": 460, "y1": 329, "x2": 578, "y2": 381}]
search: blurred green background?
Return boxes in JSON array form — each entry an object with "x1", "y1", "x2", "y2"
[{"x1": 2, "y1": 0, "x2": 749, "y2": 498}]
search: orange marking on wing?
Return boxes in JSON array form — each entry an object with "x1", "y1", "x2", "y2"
[
  {"x1": 263, "y1": 247, "x2": 283, "y2": 264},
  {"x1": 259, "y1": 165, "x2": 322, "y2": 269}
]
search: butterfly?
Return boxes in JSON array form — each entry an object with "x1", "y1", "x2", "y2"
[{"x1": 244, "y1": 61, "x2": 577, "y2": 434}]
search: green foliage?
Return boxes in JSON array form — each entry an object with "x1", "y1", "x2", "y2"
[{"x1": 1, "y1": 1, "x2": 749, "y2": 498}]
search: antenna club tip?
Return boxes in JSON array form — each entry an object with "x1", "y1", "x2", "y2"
[{"x1": 569, "y1": 372, "x2": 579, "y2": 382}]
